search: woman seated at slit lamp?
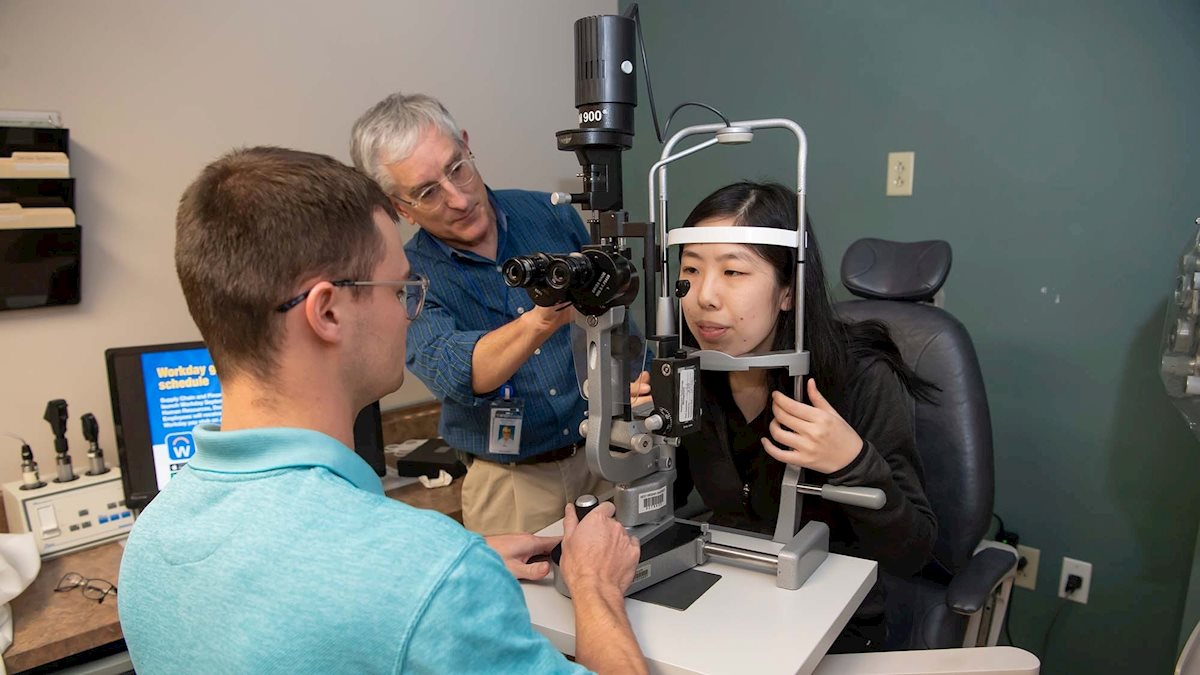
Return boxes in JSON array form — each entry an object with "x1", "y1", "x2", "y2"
[{"x1": 671, "y1": 181, "x2": 939, "y2": 652}]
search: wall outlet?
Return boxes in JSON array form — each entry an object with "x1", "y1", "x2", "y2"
[
  {"x1": 1015, "y1": 544, "x2": 1039, "y2": 590},
  {"x1": 886, "y1": 151, "x2": 915, "y2": 197},
  {"x1": 1058, "y1": 557, "x2": 1093, "y2": 604}
]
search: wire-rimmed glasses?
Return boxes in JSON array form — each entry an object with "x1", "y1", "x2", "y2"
[
  {"x1": 394, "y1": 152, "x2": 478, "y2": 211},
  {"x1": 55, "y1": 572, "x2": 118, "y2": 604},
  {"x1": 275, "y1": 274, "x2": 428, "y2": 318}
]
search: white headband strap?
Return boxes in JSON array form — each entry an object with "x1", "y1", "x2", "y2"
[{"x1": 666, "y1": 226, "x2": 800, "y2": 249}]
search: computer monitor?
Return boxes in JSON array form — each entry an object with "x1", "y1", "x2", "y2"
[{"x1": 105, "y1": 341, "x2": 386, "y2": 511}]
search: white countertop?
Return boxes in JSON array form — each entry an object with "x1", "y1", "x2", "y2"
[{"x1": 522, "y1": 522, "x2": 877, "y2": 675}]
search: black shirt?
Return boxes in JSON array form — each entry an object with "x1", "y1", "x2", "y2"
[{"x1": 675, "y1": 359, "x2": 938, "y2": 618}]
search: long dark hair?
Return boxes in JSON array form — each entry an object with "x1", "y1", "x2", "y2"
[{"x1": 680, "y1": 181, "x2": 936, "y2": 407}]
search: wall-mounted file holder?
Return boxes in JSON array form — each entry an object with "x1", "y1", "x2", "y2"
[
  {"x1": 0, "y1": 178, "x2": 75, "y2": 208},
  {"x1": 0, "y1": 123, "x2": 79, "y2": 311},
  {"x1": 0, "y1": 225, "x2": 81, "y2": 311},
  {"x1": 0, "y1": 126, "x2": 68, "y2": 156}
]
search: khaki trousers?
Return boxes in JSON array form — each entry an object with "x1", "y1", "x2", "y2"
[{"x1": 460, "y1": 450, "x2": 610, "y2": 535}]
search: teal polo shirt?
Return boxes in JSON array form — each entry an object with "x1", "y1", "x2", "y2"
[{"x1": 118, "y1": 425, "x2": 586, "y2": 674}]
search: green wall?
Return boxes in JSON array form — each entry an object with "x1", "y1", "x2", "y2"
[
  {"x1": 1186, "y1": 522, "x2": 1200, "y2": 651},
  {"x1": 619, "y1": 1, "x2": 1200, "y2": 672}
]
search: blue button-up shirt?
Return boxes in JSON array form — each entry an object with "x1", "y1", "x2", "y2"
[{"x1": 405, "y1": 188, "x2": 589, "y2": 461}]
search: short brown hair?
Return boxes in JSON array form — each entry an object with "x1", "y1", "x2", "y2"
[{"x1": 175, "y1": 146, "x2": 398, "y2": 380}]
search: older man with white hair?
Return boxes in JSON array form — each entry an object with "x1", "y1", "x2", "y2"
[{"x1": 351, "y1": 92, "x2": 607, "y2": 535}]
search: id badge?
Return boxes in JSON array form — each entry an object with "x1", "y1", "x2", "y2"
[{"x1": 489, "y1": 398, "x2": 523, "y2": 455}]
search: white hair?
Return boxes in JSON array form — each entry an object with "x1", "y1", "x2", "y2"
[{"x1": 349, "y1": 92, "x2": 463, "y2": 196}]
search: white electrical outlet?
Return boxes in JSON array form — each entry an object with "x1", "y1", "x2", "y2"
[
  {"x1": 886, "y1": 151, "x2": 915, "y2": 197},
  {"x1": 1015, "y1": 545, "x2": 1039, "y2": 590},
  {"x1": 1058, "y1": 557, "x2": 1093, "y2": 604}
]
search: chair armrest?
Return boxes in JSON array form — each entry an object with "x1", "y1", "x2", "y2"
[
  {"x1": 946, "y1": 543, "x2": 1018, "y2": 615},
  {"x1": 814, "y1": 646, "x2": 1041, "y2": 675}
]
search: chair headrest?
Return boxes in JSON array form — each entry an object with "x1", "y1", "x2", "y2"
[{"x1": 841, "y1": 238, "x2": 952, "y2": 302}]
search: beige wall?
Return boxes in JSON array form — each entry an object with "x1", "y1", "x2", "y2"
[{"x1": 0, "y1": 0, "x2": 615, "y2": 485}]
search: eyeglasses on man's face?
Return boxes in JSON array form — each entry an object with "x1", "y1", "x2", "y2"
[
  {"x1": 396, "y1": 152, "x2": 478, "y2": 211},
  {"x1": 55, "y1": 572, "x2": 118, "y2": 604},
  {"x1": 275, "y1": 273, "x2": 428, "y2": 319}
]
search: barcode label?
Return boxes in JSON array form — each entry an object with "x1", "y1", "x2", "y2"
[
  {"x1": 634, "y1": 563, "x2": 651, "y2": 584},
  {"x1": 679, "y1": 366, "x2": 696, "y2": 423},
  {"x1": 639, "y1": 486, "x2": 667, "y2": 514}
]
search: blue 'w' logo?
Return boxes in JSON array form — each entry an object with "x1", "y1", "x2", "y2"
[{"x1": 166, "y1": 433, "x2": 196, "y2": 461}]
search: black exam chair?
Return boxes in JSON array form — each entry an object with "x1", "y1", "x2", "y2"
[{"x1": 836, "y1": 238, "x2": 1019, "y2": 650}]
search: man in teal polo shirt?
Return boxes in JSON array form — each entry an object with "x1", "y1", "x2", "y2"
[{"x1": 118, "y1": 147, "x2": 646, "y2": 674}]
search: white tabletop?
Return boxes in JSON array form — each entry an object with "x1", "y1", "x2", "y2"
[{"x1": 522, "y1": 521, "x2": 878, "y2": 675}]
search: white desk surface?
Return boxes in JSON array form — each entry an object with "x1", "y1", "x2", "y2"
[{"x1": 522, "y1": 521, "x2": 877, "y2": 675}]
